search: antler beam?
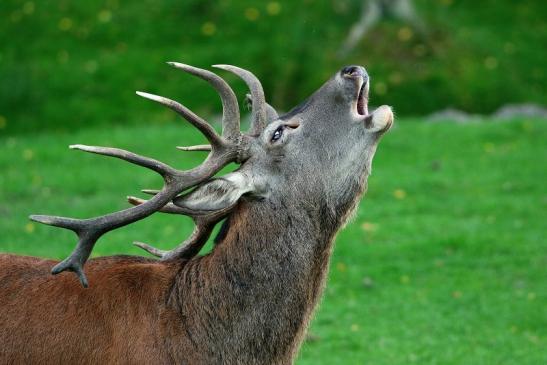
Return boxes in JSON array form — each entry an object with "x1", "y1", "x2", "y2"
[{"x1": 30, "y1": 63, "x2": 269, "y2": 287}]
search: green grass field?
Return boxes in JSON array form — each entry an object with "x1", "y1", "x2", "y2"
[{"x1": 0, "y1": 119, "x2": 545, "y2": 364}]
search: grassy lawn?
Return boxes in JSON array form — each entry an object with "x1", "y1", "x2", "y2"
[{"x1": 0, "y1": 119, "x2": 545, "y2": 364}]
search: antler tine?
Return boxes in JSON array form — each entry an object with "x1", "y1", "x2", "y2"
[
  {"x1": 176, "y1": 144, "x2": 212, "y2": 152},
  {"x1": 244, "y1": 93, "x2": 279, "y2": 123},
  {"x1": 136, "y1": 92, "x2": 224, "y2": 149},
  {"x1": 213, "y1": 65, "x2": 267, "y2": 136},
  {"x1": 127, "y1": 196, "x2": 216, "y2": 261},
  {"x1": 167, "y1": 62, "x2": 240, "y2": 141},
  {"x1": 69, "y1": 144, "x2": 179, "y2": 176},
  {"x1": 133, "y1": 223, "x2": 214, "y2": 260},
  {"x1": 141, "y1": 189, "x2": 160, "y2": 195},
  {"x1": 127, "y1": 196, "x2": 188, "y2": 215},
  {"x1": 132, "y1": 241, "x2": 167, "y2": 258}
]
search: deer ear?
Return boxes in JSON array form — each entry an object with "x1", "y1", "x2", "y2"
[{"x1": 172, "y1": 172, "x2": 256, "y2": 215}]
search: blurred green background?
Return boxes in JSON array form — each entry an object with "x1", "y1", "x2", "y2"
[
  {"x1": 1, "y1": 0, "x2": 545, "y2": 134},
  {"x1": 1, "y1": 0, "x2": 546, "y2": 364}
]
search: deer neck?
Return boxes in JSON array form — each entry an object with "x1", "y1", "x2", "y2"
[
  {"x1": 213, "y1": 198, "x2": 339, "y2": 295},
  {"x1": 171, "y1": 191, "x2": 364, "y2": 363}
]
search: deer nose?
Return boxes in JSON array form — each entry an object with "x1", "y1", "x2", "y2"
[{"x1": 341, "y1": 66, "x2": 368, "y2": 82}]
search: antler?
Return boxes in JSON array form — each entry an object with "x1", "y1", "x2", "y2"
[
  {"x1": 127, "y1": 195, "x2": 220, "y2": 260},
  {"x1": 125, "y1": 65, "x2": 275, "y2": 262},
  {"x1": 245, "y1": 94, "x2": 279, "y2": 124},
  {"x1": 213, "y1": 65, "x2": 267, "y2": 136},
  {"x1": 30, "y1": 62, "x2": 268, "y2": 287}
]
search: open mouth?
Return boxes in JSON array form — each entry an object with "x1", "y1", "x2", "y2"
[
  {"x1": 356, "y1": 81, "x2": 369, "y2": 116},
  {"x1": 340, "y1": 66, "x2": 369, "y2": 117}
]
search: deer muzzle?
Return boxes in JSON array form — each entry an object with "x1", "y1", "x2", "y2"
[{"x1": 342, "y1": 66, "x2": 369, "y2": 116}]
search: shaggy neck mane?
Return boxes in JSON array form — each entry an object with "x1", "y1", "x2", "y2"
[{"x1": 166, "y1": 181, "x2": 367, "y2": 363}]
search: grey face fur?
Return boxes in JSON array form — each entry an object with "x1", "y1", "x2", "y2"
[{"x1": 185, "y1": 66, "x2": 393, "y2": 226}]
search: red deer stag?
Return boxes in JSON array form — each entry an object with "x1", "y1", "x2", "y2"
[{"x1": 0, "y1": 63, "x2": 393, "y2": 364}]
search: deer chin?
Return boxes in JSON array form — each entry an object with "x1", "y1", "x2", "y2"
[{"x1": 363, "y1": 105, "x2": 394, "y2": 133}]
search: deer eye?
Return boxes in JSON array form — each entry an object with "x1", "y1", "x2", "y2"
[{"x1": 271, "y1": 126, "x2": 284, "y2": 142}]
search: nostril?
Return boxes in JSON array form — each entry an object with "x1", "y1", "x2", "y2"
[
  {"x1": 342, "y1": 66, "x2": 361, "y2": 77},
  {"x1": 341, "y1": 66, "x2": 368, "y2": 81}
]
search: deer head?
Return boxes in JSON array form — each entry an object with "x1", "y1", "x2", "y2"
[{"x1": 30, "y1": 63, "x2": 393, "y2": 287}]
